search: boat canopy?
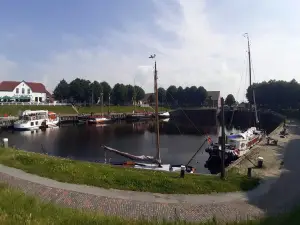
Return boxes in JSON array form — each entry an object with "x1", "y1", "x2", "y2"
[
  {"x1": 21, "y1": 110, "x2": 48, "y2": 116},
  {"x1": 227, "y1": 134, "x2": 246, "y2": 139}
]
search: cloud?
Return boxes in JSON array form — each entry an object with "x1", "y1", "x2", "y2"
[
  {"x1": 0, "y1": 55, "x2": 18, "y2": 80},
  {"x1": 1, "y1": 0, "x2": 300, "y2": 102}
]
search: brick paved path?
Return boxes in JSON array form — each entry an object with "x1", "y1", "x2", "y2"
[
  {"x1": 0, "y1": 121, "x2": 299, "y2": 222},
  {"x1": 0, "y1": 169, "x2": 264, "y2": 222}
]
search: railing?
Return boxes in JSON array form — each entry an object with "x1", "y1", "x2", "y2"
[{"x1": 0, "y1": 102, "x2": 72, "y2": 106}]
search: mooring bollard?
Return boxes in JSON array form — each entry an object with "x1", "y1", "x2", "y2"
[
  {"x1": 247, "y1": 167, "x2": 252, "y2": 178},
  {"x1": 2, "y1": 138, "x2": 8, "y2": 148},
  {"x1": 180, "y1": 165, "x2": 185, "y2": 178},
  {"x1": 257, "y1": 156, "x2": 264, "y2": 168}
]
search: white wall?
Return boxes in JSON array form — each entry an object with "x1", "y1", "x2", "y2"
[{"x1": 0, "y1": 81, "x2": 47, "y2": 102}]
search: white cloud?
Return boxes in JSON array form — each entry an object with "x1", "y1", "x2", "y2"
[
  {"x1": 0, "y1": 55, "x2": 18, "y2": 80},
  {"x1": 1, "y1": 0, "x2": 300, "y2": 102}
]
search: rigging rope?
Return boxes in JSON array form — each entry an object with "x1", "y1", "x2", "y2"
[{"x1": 229, "y1": 55, "x2": 247, "y2": 128}]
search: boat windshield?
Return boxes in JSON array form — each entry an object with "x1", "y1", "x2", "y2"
[{"x1": 227, "y1": 134, "x2": 245, "y2": 139}]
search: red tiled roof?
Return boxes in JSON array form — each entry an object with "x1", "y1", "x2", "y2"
[
  {"x1": 0, "y1": 81, "x2": 19, "y2": 91},
  {"x1": 0, "y1": 81, "x2": 51, "y2": 95}
]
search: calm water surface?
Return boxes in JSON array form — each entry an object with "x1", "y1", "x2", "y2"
[{"x1": 0, "y1": 121, "x2": 239, "y2": 174}]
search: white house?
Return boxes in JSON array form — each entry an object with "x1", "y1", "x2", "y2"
[{"x1": 0, "y1": 81, "x2": 52, "y2": 103}]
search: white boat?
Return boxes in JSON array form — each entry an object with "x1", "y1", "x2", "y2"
[
  {"x1": 88, "y1": 117, "x2": 110, "y2": 124},
  {"x1": 14, "y1": 110, "x2": 59, "y2": 131},
  {"x1": 226, "y1": 127, "x2": 264, "y2": 157},
  {"x1": 205, "y1": 34, "x2": 265, "y2": 167},
  {"x1": 158, "y1": 111, "x2": 170, "y2": 119}
]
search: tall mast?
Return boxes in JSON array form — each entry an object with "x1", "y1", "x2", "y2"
[
  {"x1": 244, "y1": 33, "x2": 259, "y2": 126},
  {"x1": 101, "y1": 92, "x2": 103, "y2": 117},
  {"x1": 244, "y1": 33, "x2": 252, "y2": 108},
  {"x1": 149, "y1": 54, "x2": 161, "y2": 164}
]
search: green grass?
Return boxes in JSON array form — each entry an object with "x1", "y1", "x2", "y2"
[
  {"x1": 0, "y1": 147, "x2": 259, "y2": 194},
  {"x1": 0, "y1": 182, "x2": 298, "y2": 225},
  {"x1": 0, "y1": 105, "x2": 169, "y2": 116}
]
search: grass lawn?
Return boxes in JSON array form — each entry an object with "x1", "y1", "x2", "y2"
[
  {"x1": 0, "y1": 182, "x2": 298, "y2": 225},
  {"x1": 0, "y1": 105, "x2": 169, "y2": 116},
  {"x1": 0, "y1": 147, "x2": 259, "y2": 194}
]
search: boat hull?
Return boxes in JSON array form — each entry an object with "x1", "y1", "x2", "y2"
[
  {"x1": 114, "y1": 162, "x2": 195, "y2": 173},
  {"x1": 87, "y1": 117, "x2": 111, "y2": 124},
  {"x1": 125, "y1": 114, "x2": 153, "y2": 122},
  {"x1": 158, "y1": 112, "x2": 170, "y2": 119},
  {"x1": 14, "y1": 119, "x2": 59, "y2": 131}
]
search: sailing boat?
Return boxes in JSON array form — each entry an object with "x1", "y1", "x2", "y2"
[
  {"x1": 88, "y1": 93, "x2": 111, "y2": 124},
  {"x1": 205, "y1": 33, "x2": 265, "y2": 164},
  {"x1": 102, "y1": 55, "x2": 196, "y2": 173}
]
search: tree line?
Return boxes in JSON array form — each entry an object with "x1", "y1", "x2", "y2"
[
  {"x1": 246, "y1": 79, "x2": 300, "y2": 109},
  {"x1": 53, "y1": 79, "x2": 208, "y2": 106}
]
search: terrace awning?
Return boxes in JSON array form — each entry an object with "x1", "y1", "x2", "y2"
[
  {"x1": 2, "y1": 96, "x2": 11, "y2": 100},
  {"x1": 18, "y1": 95, "x2": 31, "y2": 100}
]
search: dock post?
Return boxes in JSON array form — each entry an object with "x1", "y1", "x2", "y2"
[
  {"x1": 247, "y1": 168, "x2": 252, "y2": 177},
  {"x1": 220, "y1": 97, "x2": 226, "y2": 179},
  {"x1": 180, "y1": 165, "x2": 185, "y2": 178},
  {"x1": 2, "y1": 138, "x2": 8, "y2": 148}
]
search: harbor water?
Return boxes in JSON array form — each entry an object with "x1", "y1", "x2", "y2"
[{"x1": 0, "y1": 120, "x2": 244, "y2": 174}]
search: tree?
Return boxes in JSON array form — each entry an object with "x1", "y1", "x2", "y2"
[
  {"x1": 111, "y1": 83, "x2": 127, "y2": 105},
  {"x1": 134, "y1": 85, "x2": 145, "y2": 101},
  {"x1": 166, "y1": 85, "x2": 177, "y2": 104},
  {"x1": 158, "y1": 87, "x2": 166, "y2": 104},
  {"x1": 126, "y1": 84, "x2": 135, "y2": 103},
  {"x1": 225, "y1": 94, "x2": 236, "y2": 106},
  {"x1": 90, "y1": 81, "x2": 102, "y2": 104},
  {"x1": 53, "y1": 79, "x2": 70, "y2": 101},
  {"x1": 196, "y1": 86, "x2": 207, "y2": 105},
  {"x1": 69, "y1": 78, "x2": 91, "y2": 103},
  {"x1": 99, "y1": 81, "x2": 112, "y2": 102},
  {"x1": 246, "y1": 79, "x2": 300, "y2": 109}
]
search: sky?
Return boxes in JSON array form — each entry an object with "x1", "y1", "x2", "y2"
[{"x1": 0, "y1": 0, "x2": 300, "y2": 101}]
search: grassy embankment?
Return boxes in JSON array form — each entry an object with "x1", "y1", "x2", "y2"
[
  {"x1": 0, "y1": 105, "x2": 169, "y2": 116},
  {"x1": 0, "y1": 182, "x2": 298, "y2": 225},
  {"x1": 0, "y1": 147, "x2": 259, "y2": 194}
]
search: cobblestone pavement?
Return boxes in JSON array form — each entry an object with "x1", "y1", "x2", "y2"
[
  {"x1": 0, "y1": 172, "x2": 264, "y2": 222},
  {"x1": 0, "y1": 121, "x2": 299, "y2": 222}
]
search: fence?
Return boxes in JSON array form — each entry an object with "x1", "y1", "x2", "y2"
[{"x1": 0, "y1": 102, "x2": 72, "y2": 106}]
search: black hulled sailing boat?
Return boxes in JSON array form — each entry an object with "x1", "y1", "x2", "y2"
[{"x1": 102, "y1": 54, "x2": 195, "y2": 173}]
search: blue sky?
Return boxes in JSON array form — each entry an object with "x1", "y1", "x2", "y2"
[{"x1": 0, "y1": 0, "x2": 300, "y2": 101}]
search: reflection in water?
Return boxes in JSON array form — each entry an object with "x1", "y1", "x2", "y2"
[{"x1": 1, "y1": 121, "x2": 240, "y2": 174}]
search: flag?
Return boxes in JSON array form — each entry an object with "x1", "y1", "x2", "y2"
[{"x1": 207, "y1": 136, "x2": 212, "y2": 144}]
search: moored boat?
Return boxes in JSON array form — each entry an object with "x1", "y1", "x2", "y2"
[
  {"x1": 158, "y1": 111, "x2": 170, "y2": 119},
  {"x1": 125, "y1": 111, "x2": 153, "y2": 122},
  {"x1": 87, "y1": 115, "x2": 111, "y2": 124},
  {"x1": 102, "y1": 55, "x2": 196, "y2": 174},
  {"x1": 13, "y1": 110, "x2": 59, "y2": 131},
  {"x1": 205, "y1": 33, "x2": 265, "y2": 166}
]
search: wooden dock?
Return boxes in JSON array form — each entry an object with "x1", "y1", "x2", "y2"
[
  {"x1": 0, "y1": 117, "x2": 18, "y2": 128},
  {"x1": 59, "y1": 113, "x2": 128, "y2": 123}
]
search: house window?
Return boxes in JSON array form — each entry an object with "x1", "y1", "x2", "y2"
[
  {"x1": 22, "y1": 88, "x2": 25, "y2": 94},
  {"x1": 27, "y1": 89, "x2": 30, "y2": 94},
  {"x1": 16, "y1": 88, "x2": 19, "y2": 94},
  {"x1": 35, "y1": 97, "x2": 38, "y2": 102},
  {"x1": 39, "y1": 97, "x2": 42, "y2": 102},
  {"x1": 31, "y1": 122, "x2": 34, "y2": 126}
]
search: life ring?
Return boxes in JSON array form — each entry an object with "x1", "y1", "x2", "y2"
[{"x1": 32, "y1": 116, "x2": 36, "y2": 120}]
